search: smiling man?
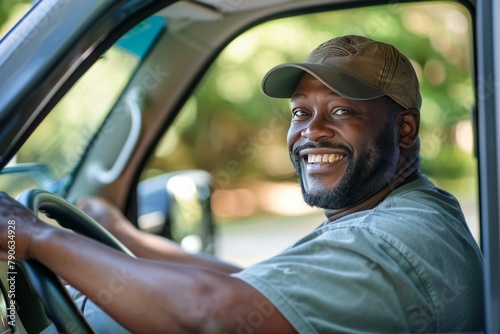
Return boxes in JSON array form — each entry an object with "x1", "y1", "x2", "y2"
[
  {"x1": 264, "y1": 35, "x2": 422, "y2": 215},
  {"x1": 0, "y1": 35, "x2": 484, "y2": 333}
]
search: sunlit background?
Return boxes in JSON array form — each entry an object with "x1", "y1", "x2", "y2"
[
  {"x1": 149, "y1": 3, "x2": 478, "y2": 265},
  {"x1": 0, "y1": 0, "x2": 30, "y2": 35},
  {"x1": 0, "y1": 1, "x2": 478, "y2": 266}
]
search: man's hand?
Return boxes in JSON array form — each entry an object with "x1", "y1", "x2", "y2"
[
  {"x1": 76, "y1": 195, "x2": 243, "y2": 274},
  {"x1": 76, "y1": 196, "x2": 135, "y2": 238},
  {"x1": 0, "y1": 192, "x2": 48, "y2": 260}
]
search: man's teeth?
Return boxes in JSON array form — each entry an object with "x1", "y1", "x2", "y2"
[{"x1": 307, "y1": 154, "x2": 345, "y2": 163}]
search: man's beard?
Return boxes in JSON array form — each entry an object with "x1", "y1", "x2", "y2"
[{"x1": 292, "y1": 121, "x2": 396, "y2": 210}]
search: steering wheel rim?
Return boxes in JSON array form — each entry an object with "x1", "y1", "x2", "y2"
[{"x1": 16, "y1": 189, "x2": 134, "y2": 333}]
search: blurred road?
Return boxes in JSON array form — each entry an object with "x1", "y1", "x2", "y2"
[{"x1": 216, "y1": 211, "x2": 324, "y2": 268}]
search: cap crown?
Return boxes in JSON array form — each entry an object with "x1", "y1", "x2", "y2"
[
  {"x1": 305, "y1": 35, "x2": 421, "y2": 110},
  {"x1": 261, "y1": 35, "x2": 421, "y2": 111}
]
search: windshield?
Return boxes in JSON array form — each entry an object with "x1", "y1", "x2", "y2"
[{"x1": 0, "y1": 15, "x2": 165, "y2": 197}]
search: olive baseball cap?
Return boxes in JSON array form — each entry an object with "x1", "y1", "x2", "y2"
[{"x1": 261, "y1": 35, "x2": 421, "y2": 110}]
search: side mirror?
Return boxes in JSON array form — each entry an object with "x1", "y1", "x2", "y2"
[{"x1": 137, "y1": 170, "x2": 216, "y2": 254}]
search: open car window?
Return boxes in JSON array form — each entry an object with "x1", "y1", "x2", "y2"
[
  {"x1": 0, "y1": 0, "x2": 477, "y2": 265},
  {"x1": 138, "y1": 1, "x2": 478, "y2": 266}
]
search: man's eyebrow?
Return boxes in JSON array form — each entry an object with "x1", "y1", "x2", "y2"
[
  {"x1": 291, "y1": 91, "x2": 341, "y2": 100},
  {"x1": 291, "y1": 93, "x2": 306, "y2": 100}
]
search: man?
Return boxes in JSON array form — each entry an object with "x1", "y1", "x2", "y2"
[{"x1": 0, "y1": 35, "x2": 484, "y2": 333}]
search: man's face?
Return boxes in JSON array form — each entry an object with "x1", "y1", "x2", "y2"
[{"x1": 287, "y1": 73, "x2": 400, "y2": 209}]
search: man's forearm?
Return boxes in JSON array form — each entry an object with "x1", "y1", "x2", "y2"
[
  {"x1": 30, "y1": 226, "x2": 245, "y2": 333},
  {"x1": 0, "y1": 193, "x2": 295, "y2": 334},
  {"x1": 74, "y1": 196, "x2": 241, "y2": 274},
  {"x1": 116, "y1": 227, "x2": 242, "y2": 274}
]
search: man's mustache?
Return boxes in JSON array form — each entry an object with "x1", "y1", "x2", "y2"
[{"x1": 292, "y1": 142, "x2": 352, "y2": 157}]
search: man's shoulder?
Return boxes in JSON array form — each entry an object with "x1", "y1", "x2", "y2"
[
  {"x1": 320, "y1": 176, "x2": 461, "y2": 229},
  {"x1": 375, "y1": 175, "x2": 465, "y2": 224},
  {"x1": 384, "y1": 175, "x2": 455, "y2": 204}
]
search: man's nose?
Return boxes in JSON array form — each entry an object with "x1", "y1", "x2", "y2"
[{"x1": 301, "y1": 114, "x2": 335, "y2": 141}]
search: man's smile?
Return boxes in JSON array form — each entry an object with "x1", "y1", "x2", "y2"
[
  {"x1": 306, "y1": 153, "x2": 346, "y2": 163},
  {"x1": 299, "y1": 148, "x2": 348, "y2": 173}
]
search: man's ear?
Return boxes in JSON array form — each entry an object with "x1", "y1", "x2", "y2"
[{"x1": 398, "y1": 109, "x2": 420, "y2": 148}]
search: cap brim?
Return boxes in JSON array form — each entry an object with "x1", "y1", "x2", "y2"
[{"x1": 261, "y1": 63, "x2": 384, "y2": 100}]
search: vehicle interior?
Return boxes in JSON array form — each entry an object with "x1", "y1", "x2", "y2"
[{"x1": 0, "y1": 0, "x2": 497, "y2": 332}]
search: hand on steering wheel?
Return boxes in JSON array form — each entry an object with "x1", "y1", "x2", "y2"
[{"x1": 10, "y1": 189, "x2": 134, "y2": 333}]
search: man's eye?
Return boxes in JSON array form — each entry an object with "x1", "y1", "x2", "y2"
[
  {"x1": 292, "y1": 109, "x2": 309, "y2": 117},
  {"x1": 332, "y1": 109, "x2": 352, "y2": 116}
]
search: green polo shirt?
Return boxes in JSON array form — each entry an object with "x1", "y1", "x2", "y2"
[{"x1": 233, "y1": 176, "x2": 484, "y2": 333}]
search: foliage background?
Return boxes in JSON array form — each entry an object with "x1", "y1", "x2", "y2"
[
  {"x1": 0, "y1": 2, "x2": 478, "y2": 236},
  {"x1": 141, "y1": 2, "x2": 477, "y2": 223},
  {"x1": 0, "y1": 0, "x2": 31, "y2": 36}
]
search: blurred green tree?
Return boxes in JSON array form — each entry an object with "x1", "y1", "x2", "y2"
[
  {"x1": 146, "y1": 2, "x2": 476, "y2": 191},
  {"x1": 0, "y1": 1, "x2": 477, "y2": 217}
]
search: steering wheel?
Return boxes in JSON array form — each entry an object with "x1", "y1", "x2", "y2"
[{"x1": 15, "y1": 189, "x2": 134, "y2": 333}]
